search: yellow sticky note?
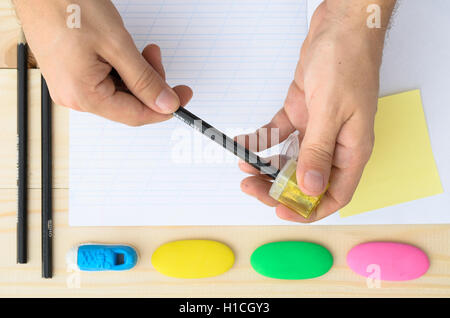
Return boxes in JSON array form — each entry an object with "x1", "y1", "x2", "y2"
[{"x1": 340, "y1": 90, "x2": 443, "y2": 217}]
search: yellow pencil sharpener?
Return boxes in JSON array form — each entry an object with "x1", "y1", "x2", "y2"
[{"x1": 268, "y1": 132, "x2": 326, "y2": 219}]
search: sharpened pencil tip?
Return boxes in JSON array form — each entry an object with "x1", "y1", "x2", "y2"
[{"x1": 18, "y1": 29, "x2": 26, "y2": 44}]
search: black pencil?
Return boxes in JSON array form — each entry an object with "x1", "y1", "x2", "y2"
[
  {"x1": 41, "y1": 75, "x2": 53, "y2": 278},
  {"x1": 17, "y1": 30, "x2": 28, "y2": 264},
  {"x1": 173, "y1": 107, "x2": 280, "y2": 179}
]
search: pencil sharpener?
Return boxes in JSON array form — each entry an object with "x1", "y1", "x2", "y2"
[{"x1": 269, "y1": 132, "x2": 326, "y2": 219}]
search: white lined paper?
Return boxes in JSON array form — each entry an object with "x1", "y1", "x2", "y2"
[{"x1": 69, "y1": 0, "x2": 308, "y2": 225}]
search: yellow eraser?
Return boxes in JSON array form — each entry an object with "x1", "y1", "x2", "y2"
[
  {"x1": 151, "y1": 240, "x2": 235, "y2": 279},
  {"x1": 269, "y1": 159, "x2": 326, "y2": 218}
]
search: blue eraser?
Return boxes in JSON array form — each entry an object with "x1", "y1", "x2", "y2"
[{"x1": 66, "y1": 244, "x2": 138, "y2": 271}]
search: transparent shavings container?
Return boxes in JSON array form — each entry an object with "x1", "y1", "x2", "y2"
[{"x1": 269, "y1": 132, "x2": 326, "y2": 219}]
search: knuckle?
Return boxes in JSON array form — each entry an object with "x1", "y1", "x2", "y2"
[
  {"x1": 126, "y1": 107, "x2": 152, "y2": 127},
  {"x1": 330, "y1": 191, "x2": 352, "y2": 210},
  {"x1": 44, "y1": 83, "x2": 64, "y2": 107},
  {"x1": 304, "y1": 143, "x2": 334, "y2": 165},
  {"x1": 104, "y1": 29, "x2": 132, "y2": 57},
  {"x1": 73, "y1": 91, "x2": 90, "y2": 111},
  {"x1": 340, "y1": 194, "x2": 353, "y2": 207},
  {"x1": 357, "y1": 134, "x2": 375, "y2": 164},
  {"x1": 131, "y1": 65, "x2": 160, "y2": 94},
  {"x1": 92, "y1": 80, "x2": 115, "y2": 103},
  {"x1": 52, "y1": 86, "x2": 81, "y2": 110},
  {"x1": 51, "y1": 94, "x2": 65, "y2": 107}
]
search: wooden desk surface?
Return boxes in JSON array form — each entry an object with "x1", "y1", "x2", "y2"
[{"x1": 1, "y1": 0, "x2": 449, "y2": 297}]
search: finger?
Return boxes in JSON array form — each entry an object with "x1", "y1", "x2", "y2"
[
  {"x1": 86, "y1": 45, "x2": 192, "y2": 126},
  {"x1": 283, "y1": 80, "x2": 308, "y2": 133},
  {"x1": 235, "y1": 108, "x2": 295, "y2": 152},
  {"x1": 276, "y1": 184, "x2": 341, "y2": 224},
  {"x1": 275, "y1": 204, "x2": 315, "y2": 223},
  {"x1": 284, "y1": 111, "x2": 375, "y2": 222},
  {"x1": 235, "y1": 78, "x2": 308, "y2": 153},
  {"x1": 142, "y1": 44, "x2": 193, "y2": 109},
  {"x1": 86, "y1": 81, "x2": 193, "y2": 126},
  {"x1": 334, "y1": 112, "x2": 375, "y2": 169},
  {"x1": 238, "y1": 161, "x2": 274, "y2": 181},
  {"x1": 311, "y1": 117, "x2": 374, "y2": 219},
  {"x1": 173, "y1": 85, "x2": 193, "y2": 107},
  {"x1": 108, "y1": 44, "x2": 166, "y2": 91},
  {"x1": 102, "y1": 33, "x2": 180, "y2": 114},
  {"x1": 288, "y1": 146, "x2": 371, "y2": 224},
  {"x1": 240, "y1": 176, "x2": 279, "y2": 207},
  {"x1": 87, "y1": 75, "x2": 172, "y2": 125},
  {"x1": 142, "y1": 44, "x2": 166, "y2": 80},
  {"x1": 312, "y1": 171, "x2": 359, "y2": 222},
  {"x1": 291, "y1": 165, "x2": 364, "y2": 223},
  {"x1": 296, "y1": 110, "x2": 340, "y2": 196},
  {"x1": 238, "y1": 155, "x2": 291, "y2": 177}
]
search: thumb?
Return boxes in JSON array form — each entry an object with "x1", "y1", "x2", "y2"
[
  {"x1": 104, "y1": 37, "x2": 180, "y2": 114},
  {"x1": 297, "y1": 114, "x2": 339, "y2": 196}
]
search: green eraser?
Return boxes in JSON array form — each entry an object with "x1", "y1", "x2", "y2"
[{"x1": 250, "y1": 241, "x2": 333, "y2": 280}]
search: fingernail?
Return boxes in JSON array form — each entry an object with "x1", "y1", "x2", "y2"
[
  {"x1": 155, "y1": 88, "x2": 179, "y2": 113},
  {"x1": 303, "y1": 170, "x2": 324, "y2": 194}
]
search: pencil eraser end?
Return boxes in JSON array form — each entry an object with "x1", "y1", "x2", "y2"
[{"x1": 66, "y1": 247, "x2": 78, "y2": 268}]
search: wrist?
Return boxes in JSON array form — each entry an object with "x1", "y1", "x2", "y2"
[
  {"x1": 323, "y1": 0, "x2": 396, "y2": 32},
  {"x1": 320, "y1": 0, "x2": 396, "y2": 59},
  {"x1": 13, "y1": 0, "x2": 70, "y2": 26}
]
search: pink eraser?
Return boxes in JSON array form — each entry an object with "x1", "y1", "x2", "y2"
[{"x1": 347, "y1": 242, "x2": 429, "y2": 281}]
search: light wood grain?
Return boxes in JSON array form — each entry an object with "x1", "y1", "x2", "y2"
[
  {"x1": 1, "y1": 1, "x2": 449, "y2": 298},
  {"x1": 1, "y1": 188, "x2": 450, "y2": 297},
  {"x1": 0, "y1": 69, "x2": 68, "y2": 189},
  {"x1": 0, "y1": 0, "x2": 19, "y2": 68}
]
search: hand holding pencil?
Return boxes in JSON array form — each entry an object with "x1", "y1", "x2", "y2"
[{"x1": 13, "y1": 0, "x2": 192, "y2": 126}]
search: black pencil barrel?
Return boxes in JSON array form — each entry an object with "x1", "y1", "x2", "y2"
[
  {"x1": 173, "y1": 107, "x2": 280, "y2": 179},
  {"x1": 17, "y1": 41, "x2": 28, "y2": 264},
  {"x1": 41, "y1": 76, "x2": 53, "y2": 278}
]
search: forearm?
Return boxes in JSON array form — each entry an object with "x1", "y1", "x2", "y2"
[
  {"x1": 325, "y1": 0, "x2": 397, "y2": 30},
  {"x1": 316, "y1": 0, "x2": 396, "y2": 65},
  {"x1": 323, "y1": 0, "x2": 397, "y2": 44}
]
